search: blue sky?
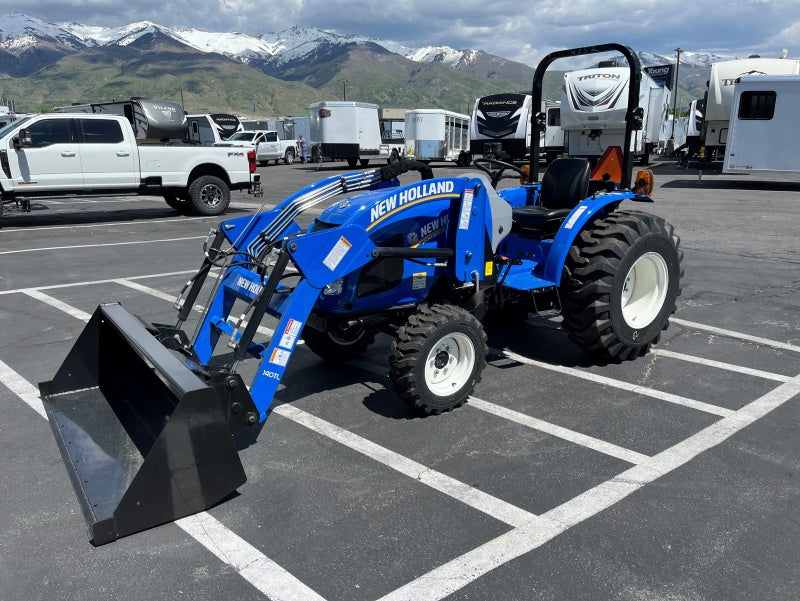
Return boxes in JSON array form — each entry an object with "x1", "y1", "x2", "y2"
[{"x1": 2, "y1": 0, "x2": 799, "y2": 64}]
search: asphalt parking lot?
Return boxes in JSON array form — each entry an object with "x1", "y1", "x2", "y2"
[{"x1": 1, "y1": 159, "x2": 799, "y2": 601}]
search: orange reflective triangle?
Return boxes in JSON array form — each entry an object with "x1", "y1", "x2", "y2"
[{"x1": 589, "y1": 146, "x2": 624, "y2": 183}]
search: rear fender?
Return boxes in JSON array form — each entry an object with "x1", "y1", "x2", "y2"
[{"x1": 542, "y1": 191, "x2": 628, "y2": 284}]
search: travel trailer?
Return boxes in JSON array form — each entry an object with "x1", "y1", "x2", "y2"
[
  {"x1": 469, "y1": 93, "x2": 531, "y2": 161},
  {"x1": 703, "y1": 57, "x2": 800, "y2": 160},
  {"x1": 54, "y1": 98, "x2": 187, "y2": 142},
  {"x1": 186, "y1": 113, "x2": 243, "y2": 146},
  {"x1": 723, "y1": 75, "x2": 800, "y2": 176},
  {"x1": 560, "y1": 64, "x2": 669, "y2": 164},
  {"x1": 469, "y1": 94, "x2": 562, "y2": 162},
  {"x1": 404, "y1": 109, "x2": 471, "y2": 165}
]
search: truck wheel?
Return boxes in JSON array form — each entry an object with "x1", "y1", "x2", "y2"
[
  {"x1": 347, "y1": 158, "x2": 358, "y2": 168},
  {"x1": 359, "y1": 159, "x2": 370, "y2": 167},
  {"x1": 389, "y1": 304, "x2": 487, "y2": 415},
  {"x1": 388, "y1": 150, "x2": 400, "y2": 164},
  {"x1": 561, "y1": 210, "x2": 683, "y2": 361},
  {"x1": 302, "y1": 324, "x2": 376, "y2": 361},
  {"x1": 164, "y1": 193, "x2": 191, "y2": 213},
  {"x1": 188, "y1": 175, "x2": 230, "y2": 216},
  {"x1": 284, "y1": 149, "x2": 295, "y2": 165}
]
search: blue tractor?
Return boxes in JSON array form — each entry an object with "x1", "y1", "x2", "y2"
[{"x1": 40, "y1": 43, "x2": 683, "y2": 544}]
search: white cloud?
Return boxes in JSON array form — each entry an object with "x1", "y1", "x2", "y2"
[{"x1": 1, "y1": 0, "x2": 799, "y2": 64}]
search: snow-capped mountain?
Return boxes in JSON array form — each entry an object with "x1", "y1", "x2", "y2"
[
  {"x1": 1, "y1": 10, "x2": 745, "y2": 79},
  {"x1": 0, "y1": 11, "x2": 486, "y2": 71}
]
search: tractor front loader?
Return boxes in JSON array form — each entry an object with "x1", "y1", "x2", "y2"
[{"x1": 41, "y1": 43, "x2": 683, "y2": 545}]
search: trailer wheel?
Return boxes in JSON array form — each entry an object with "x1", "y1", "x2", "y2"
[
  {"x1": 284, "y1": 148, "x2": 295, "y2": 164},
  {"x1": 347, "y1": 157, "x2": 358, "y2": 168},
  {"x1": 388, "y1": 150, "x2": 400, "y2": 164},
  {"x1": 164, "y1": 193, "x2": 192, "y2": 213},
  {"x1": 188, "y1": 175, "x2": 230, "y2": 216},
  {"x1": 390, "y1": 304, "x2": 487, "y2": 415},
  {"x1": 360, "y1": 159, "x2": 370, "y2": 167},
  {"x1": 302, "y1": 324, "x2": 376, "y2": 361},
  {"x1": 561, "y1": 210, "x2": 683, "y2": 361}
]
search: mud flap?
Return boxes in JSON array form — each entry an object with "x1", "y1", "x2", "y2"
[{"x1": 39, "y1": 303, "x2": 247, "y2": 546}]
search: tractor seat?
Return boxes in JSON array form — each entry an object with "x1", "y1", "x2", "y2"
[{"x1": 512, "y1": 158, "x2": 590, "y2": 236}]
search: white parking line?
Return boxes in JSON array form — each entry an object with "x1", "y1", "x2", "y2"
[
  {"x1": 652, "y1": 348, "x2": 792, "y2": 382},
  {"x1": 0, "y1": 215, "x2": 210, "y2": 233},
  {"x1": 349, "y1": 358, "x2": 649, "y2": 465},
  {"x1": 176, "y1": 513, "x2": 327, "y2": 601},
  {"x1": 498, "y1": 348, "x2": 734, "y2": 418},
  {"x1": 0, "y1": 358, "x2": 46, "y2": 419},
  {"x1": 672, "y1": 317, "x2": 800, "y2": 354},
  {"x1": 467, "y1": 398, "x2": 650, "y2": 465},
  {"x1": 273, "y1": 404, "x2": 537, "y2": 528},
  {"x1": 0, "y1": 236, "x2": 204, "y2": 255},
  {"x1": 21, "y1": 289, "x2": 92, "y2": 322},
  {"x1": 377, "y1": 372, "x2": 800, "y2": 601},
  {"x1": 113, "y1": 278, "x2": 178, "y2": 303},
  {"x1": 0, "y1": 270, "x2": 196, "y2": 296}
]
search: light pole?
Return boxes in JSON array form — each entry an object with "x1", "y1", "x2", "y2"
[
  {"x1": 670, "y1": 47, "x2": 682, "y2": 149},
  {"x1": 340, "y1": 78, "x2": 349, "y2": 101}
]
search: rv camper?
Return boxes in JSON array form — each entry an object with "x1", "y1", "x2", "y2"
[
  {"x1": 723, "y1": 75, "x2": 800, "y2": 176},
  {"x1": 469, "y1": 93, "x2": 531, "y2": 161},
  {"x1": 54, "y1": 98, "x2": 187, "y2": 142},
  {"x1": 309, "y1": 101, "x2": 404, "y2": 166},
  {"x1": 703, "y1": 57, "x2": 800, "y2": 160},
  {"x1": 561, "y1": 64, "x2": 669, "y2": 164},
  {"x1": 186, "y1": 113, "x2": 243, "y2": 146},
  {"x1": 404, "y1": 109, "x2": 471, "y2": 165}
]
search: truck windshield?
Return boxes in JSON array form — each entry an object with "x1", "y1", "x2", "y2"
[
  {"x1": 0, "y1": 116, "x2": 31, "y2": 138},
  {"x1": 226, "y1": 131, "x2": 256, "y2": 142}
]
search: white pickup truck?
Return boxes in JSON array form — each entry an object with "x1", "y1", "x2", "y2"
[
  {"x1": 0, "y1": 113, "x2": 262, "y2": 220},
  {"x1": 215, "y1": 129, "x2": 298, "y2": 165}
]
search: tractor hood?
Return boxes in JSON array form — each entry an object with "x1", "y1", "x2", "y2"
[{"x1": 317, "y1": 178, "x2": 465, "y2": 232}]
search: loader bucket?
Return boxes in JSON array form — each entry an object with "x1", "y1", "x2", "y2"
[{"x1": 39, "y1": 303, "x2": 247, "y2": 546}]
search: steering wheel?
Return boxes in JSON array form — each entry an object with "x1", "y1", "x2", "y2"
[{"x1": 472, "y1": 157, "x2": 527, "y2": 188}]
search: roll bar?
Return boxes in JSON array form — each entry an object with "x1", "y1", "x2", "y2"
[{"x1": 527, "y1": 43, "x2": 642, "y2": 188}]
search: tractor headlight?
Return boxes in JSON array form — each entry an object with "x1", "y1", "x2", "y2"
[{"x1": 323, "y1": 278, "x2": 344, "y2": 296}]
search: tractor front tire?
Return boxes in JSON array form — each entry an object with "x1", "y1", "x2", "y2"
[
  {"x1": 302, "y1": 324, "x2": 376, "y2": 361},
  {"x1": 390, "y1": 304, "x2": 487, "y2": 415},
  {"x1": 561, "y1": 210, "x2": 683, "y2": 361}
]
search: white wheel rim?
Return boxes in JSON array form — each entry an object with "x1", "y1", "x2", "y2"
[
  {"x1": 424, "y1": 332, "x2": 475, "y2": 397},
  {"x1": 621, "y1": 251, "x2": 669, "y2": 328}
]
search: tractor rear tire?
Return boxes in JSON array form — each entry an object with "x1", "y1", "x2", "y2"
[
  {"x1": 302, "y1": 324, "x2": 376, "y2": 361},
  {"x1": 561, "y1": 210, "x2": 682, "y2": 361},
  {"x1": 389, "y1": 304, "x2": 487, "y2": 415}
]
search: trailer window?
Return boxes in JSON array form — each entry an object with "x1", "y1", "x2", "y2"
[{"x1": 738, "y1": 91, "x2": 776, "y2": 120}]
